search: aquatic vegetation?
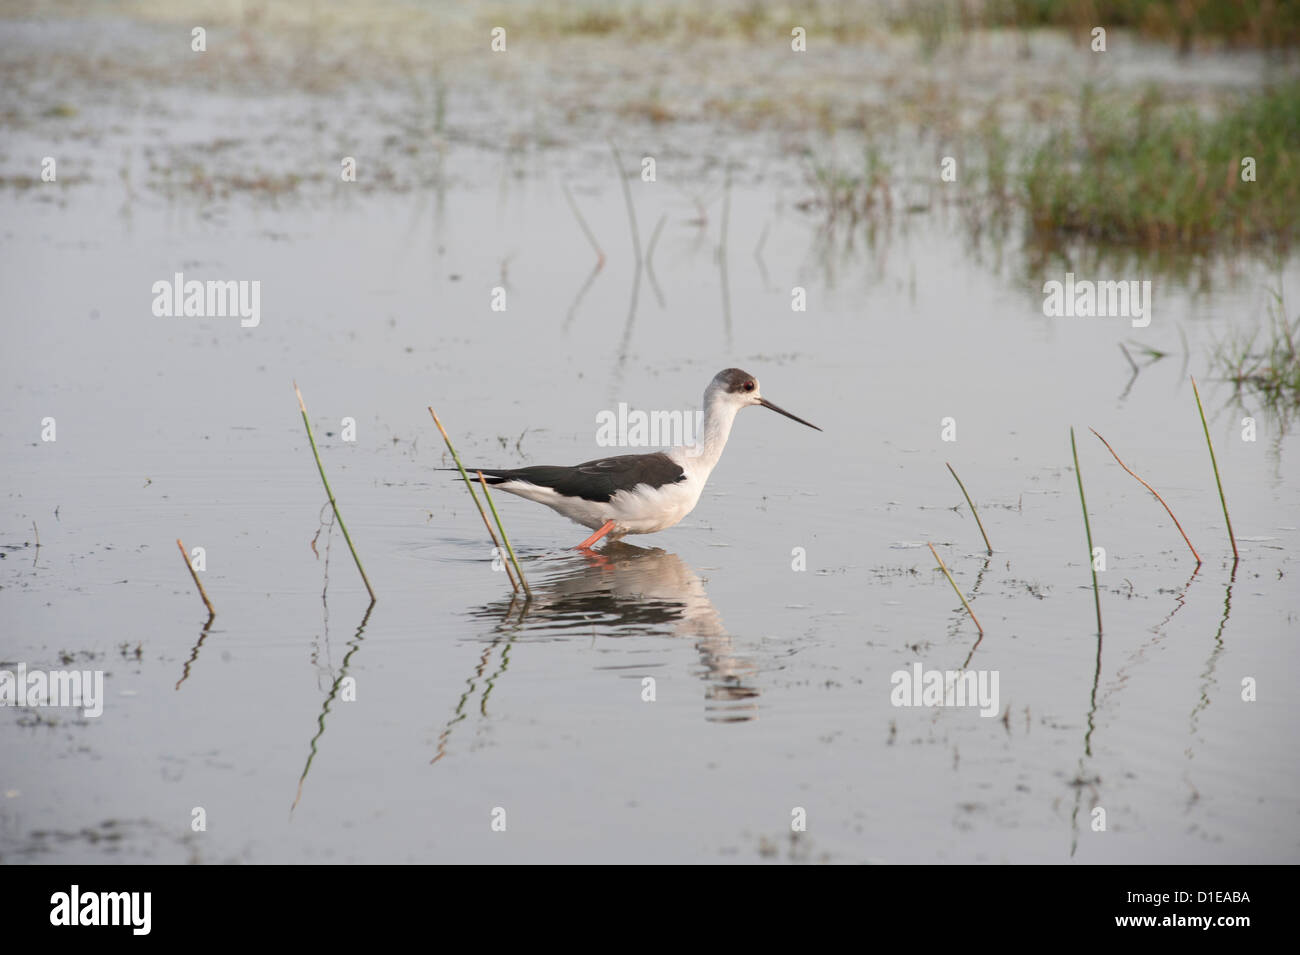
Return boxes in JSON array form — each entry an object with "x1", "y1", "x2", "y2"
[
  {"x1": 1191, "y1": 377, "x2": 1240, "y2": 562},
  {"x1": 1216, "y1": 289, "x2": 1300, "y2": 413},
  {"x1": 801, "y1": 145, "x2": 893, "y2": 231},
  {"x1": 981, "y1": 0, "x2": 1300, "y2": 49},
  {"x1": 1022, "y1": 82, "x2": 1300, "y2": 249},
  {"x1": 1070, "y1": 427, "x2": 1103, "y2": 635},
  {"x1": 429, "y1": 407, "x2": 530, "y2": 597},
  {"x1": 1089, "y1": 429, "x2": 1200, "y2": 564},
  {"x1": 480, "y1": 0, "x2": 1300, "y2": 48},
  {"x1": 945, "y1": 463, "x2": 993, "y2": 556},
  {"x1": 296, "y1": 383, "x2": 377, "y2": 604}
]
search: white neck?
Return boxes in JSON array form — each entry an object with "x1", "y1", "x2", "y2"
[{"x1": 681, "y1": 388, "x2": 740, "y2": 476}]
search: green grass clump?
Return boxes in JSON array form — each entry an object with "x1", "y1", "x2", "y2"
[
  {"x1": 804, "y1": 145, "x2": 892, "y2": 229},
  {"x1": 478, "y1": 0, "x2": 876, "y2": 42},
  {"x1": 1217, "y1": 290, "x2": 1300, "y2": 413},
  {"x1": 978, "y1": 0, "x2": 1300, "y2": 47},
  {"x1": 489, "y1": 0, "x2": 1300, "y2": 48},
  {"x1": 1022, "y1": 82, "x2": 1300, "y2": 249}
]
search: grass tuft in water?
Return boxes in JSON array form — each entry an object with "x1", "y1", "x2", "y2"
[
  {"x1": 481, "y1": 1, "x2": 1300, "y2": 48},
  {"x1": 1215, "y1": 288, "x2": 1300, "y2": 415},
  {"x1": 1023, "y1": 81, "x2": 1300, "y2": 249}
]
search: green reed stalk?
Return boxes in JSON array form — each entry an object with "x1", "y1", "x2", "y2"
[
  {"x1": 428, "y1": 407, "x2": 529, "y2": 596},
  {"x1": 1071, "y1": 427, "x2": 1102, "y2": 634},
  {"x1": 1190, "y1": 377, "x2": 1239, "y2": 562},
  {"x1": 945, "y1": 462, "x2": 993, "y2": 555},
  {"x1": 295, "y1": 382, "x2": 376, "y2": 604}
]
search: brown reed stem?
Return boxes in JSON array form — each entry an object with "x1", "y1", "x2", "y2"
[
  {"x1": 1090, "y1": 428, "x2": 1200, "y2": 564},
  {"x1": 176, "y1": 537, "x2": 215, "y2": 618},
  {"x1": 927, "y1": 542, "x2": 984, "y2": 636}
]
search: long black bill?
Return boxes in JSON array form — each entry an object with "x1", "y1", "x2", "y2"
[{"x1": 758, "y1": 397, "x2": 822, "y2": 431}]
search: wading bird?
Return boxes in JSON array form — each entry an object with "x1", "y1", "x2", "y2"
[{"x1": 456, "y1": 368, "x2": 821, "y2": 549}]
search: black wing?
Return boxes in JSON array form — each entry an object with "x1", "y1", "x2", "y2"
[{"x1": 469, "y1": 452, "x2": 686, "y2": 502}]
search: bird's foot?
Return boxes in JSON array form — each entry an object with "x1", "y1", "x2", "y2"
[{"x1": 575, "y1": 520, "x2": 617, "y2": 550}]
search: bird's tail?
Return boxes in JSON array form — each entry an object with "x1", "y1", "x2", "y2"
[{"x1": 437, "y1": 467, "x2": 515, "y2": 485}]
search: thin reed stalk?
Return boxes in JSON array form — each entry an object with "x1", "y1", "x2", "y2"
[
  {"x1": 423, "y1": 411, "x2": 516, "y2": 591},
  {"x1": 945, "y1": 462, "x2": 992, "y2": 555},
  {"x1": 176, "y1": 537, "x2": 215, "y2": 618},
  {"x1": 1190, "y1": 377, "x2": 1239, "y2": 562},
  {"x1": 608, "y1": 141, "x2": 643, "y2": 264},
  {"x1": 1119, "y1": 342, "x2": 1139, "y2": 374},
  {"x1": 295, "y1": 382, "x2": 376, "y2": 604},
  {"x1": 477, "y1": 471, "x2": 531, "y2": 598},
  {"x1": 469, "y1": 475, "x2": 518, "y2": 591},
  {"x1": 927, "y1": 542, "x2": 983, "y2": 635},
  {"x1": 562, "y1": 183, "x2": 604, "y2": 269},
  {"x1": 1090, "y1": 428, "x2": 1200, "y2": 564},
  {"x1": 719, "y1": 163, "x2": 731, "y2": 259},
  {"x1": 428, "y1": 407, "x2": 530, "y2": 596},
  {"x1": 646, "y1": 213, "x2": 666, "y2": 267},
  {"x1": 1071, "y1": 427, "x2": 1102, "y2": 635}
]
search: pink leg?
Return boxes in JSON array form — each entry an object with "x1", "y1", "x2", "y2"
[{"x1": 576, "y1": 520, "x2": 617, "y2": 550}]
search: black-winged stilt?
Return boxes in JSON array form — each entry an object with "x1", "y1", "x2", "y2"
[{"x1": 455, "y1": 368, "x2": 821, "y2": 549}]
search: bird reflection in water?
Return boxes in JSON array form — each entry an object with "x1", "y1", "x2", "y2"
[
  {"x1": 437, "y1": 542, "x2": 758, "y2": 764},
  {"x1": 536, "y1": 542, "x2": 759, "y2": 721}
]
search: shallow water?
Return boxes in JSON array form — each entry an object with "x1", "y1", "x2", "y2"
[{"x1": 2, "y1": 11, "x2": 1298, "y2": 864}]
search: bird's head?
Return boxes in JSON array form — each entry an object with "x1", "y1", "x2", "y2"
[{"x1": 708, "y1": 368, "x2": 821, "y2": 431}]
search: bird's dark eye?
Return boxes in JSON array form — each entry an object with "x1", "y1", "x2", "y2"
[{"x1": 743, "y1": 381, "x2": 755, "y2": 392}]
